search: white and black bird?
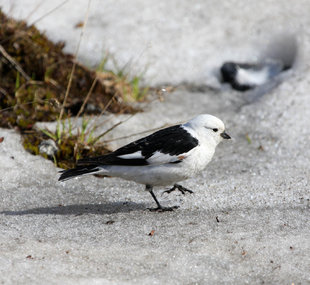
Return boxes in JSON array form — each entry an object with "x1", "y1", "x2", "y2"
[
  {"x1": 220, "y1": 35, "x2": 297, "y2": 92},
  {"x1": 59, "y1": 114, "x2": 231, "y2": 211},
  {"x1": 220, "y1": 60, "x2": 287, "y2": 91}
]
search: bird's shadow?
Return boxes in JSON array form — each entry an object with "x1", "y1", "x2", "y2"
[{"x1": 0, "y1": 201, "x2": 147, "y2": 216}]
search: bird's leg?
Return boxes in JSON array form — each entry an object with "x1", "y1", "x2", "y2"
[
  {"x1": 146, "y1": 184, "x2": 179, "y2": 212},
  {"x1": 163, "y1": 184, "x2": 194, "y2": 195}
]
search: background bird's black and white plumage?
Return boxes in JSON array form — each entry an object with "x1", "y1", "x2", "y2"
[
  {"x1": 220, "y1": 60, "x2": 286, "y2": 91},
  {"x1": 59, "y1": 114, "x2": 231, "y2": 211},
  {"x1": 220, "y1": 35, "x2": 298, "y2": 93}
]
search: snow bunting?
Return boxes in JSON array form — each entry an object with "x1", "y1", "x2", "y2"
[
  {"x1": 220, "y1": 61, "x2": 286, "y2": 91},
  {"x1": 59, "y1": 114, "x2": 231, "y2": 211}
]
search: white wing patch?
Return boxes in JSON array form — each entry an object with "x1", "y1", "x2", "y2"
[
  {"x1": 146, "y1": 151, "x2": 185, "y2": 165},
  {"x1": 236, "y1": 67, "x2": 269, "y2": 85},
  {"x1": 117, "y1": 151, "x2": 143, "y2": 159}
]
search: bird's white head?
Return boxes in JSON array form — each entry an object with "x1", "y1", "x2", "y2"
[{"x1": 184, "y1": 114, "x2": 231, "y2": 145}]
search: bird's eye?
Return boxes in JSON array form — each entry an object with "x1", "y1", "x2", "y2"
[{"x1": 212, "y1": 128, "x2": 218, "y2": 132}]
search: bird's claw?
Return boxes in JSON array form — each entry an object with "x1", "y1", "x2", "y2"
[
  {"x1": 162, "y1": 184, "x2": 194, "y2": 195},
  {"x1": 147, "y1": 205, "x2": 179, "y2": 212}
]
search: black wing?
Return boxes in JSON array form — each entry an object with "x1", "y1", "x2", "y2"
[{"x1": 77, "y1": 125, "x2": 198, "y2": 166}]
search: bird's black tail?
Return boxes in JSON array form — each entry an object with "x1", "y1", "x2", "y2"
[{"x1": 58, "y1": 165, "x2": 101, "y2": 181}]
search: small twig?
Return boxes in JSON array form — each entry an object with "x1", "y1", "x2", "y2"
[
  {"x1": 69, "y1": 88, "x2": 117, "y2": 141},
  {"x1": 58, "y1": 0, "x2": 92, "y2": 122},
  {"x1": 91, "y1": 89, "x2": 174, "y2": 144},
  {"x1": 0, "y1": 44, "x2": 31, "y2": 81},
  {"x1": 29, "y1": 0, "x2": 70, "y2": 26},
  {"x1": 0, "y1": 98, "x2": 50, "y2": 113},
  {"x1": 76, "y1": 76, "x2": 98, "y2": 118},
  {"x1": 100, "y1": 95, "x2": 116, "y2": 115},
  {"x1": 0, "y1": 86, "x2": 9, "y2": 97},
  {"x1": 92, "y1": 114, "x2": 135, "y2": 144},
  {"x1": 0, "y1": 81, "x2": 48, "y2": 114},
  {"x1": 101, "y1": 123, "x2": 170, "y2": 144},
  {"x1": 25, "y1": 1, "x2": 43, "y2": 22},
  {"x1": 86, "y1": 93, "x2": 117, "y2": 131}
]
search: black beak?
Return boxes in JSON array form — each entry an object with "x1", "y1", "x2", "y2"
[{"x1": 220, "y1": 131, "x2": 231, "y2": 139}]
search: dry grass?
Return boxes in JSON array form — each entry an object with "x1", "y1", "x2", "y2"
[
  {"x1": 0, "y1": 9, "x2": 150, "y2": 168},
  {"x1": 0, "y1": 9, "x2": 140, "y2": 131}
]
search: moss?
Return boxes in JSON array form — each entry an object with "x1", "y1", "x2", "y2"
[
  {"x1": 0, "y1": 9, "x2": 139, "y2": 132},
  {"x1": 0, "y1": 9, "x2": 149, "y2": 169},
  {"x1": 22, "y1": 129, "x2": 110, "y2": 169}
]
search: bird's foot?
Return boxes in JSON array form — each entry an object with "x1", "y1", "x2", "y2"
[
  {"x1": 146, "y1": 186, "x2": 180, "y2": 212},
  {"x1": 163, "y1": 184, "x2": 194, "y2": 195},
  {"x1": 147, "y1": 205, "x2": 179, "y2": 212}
]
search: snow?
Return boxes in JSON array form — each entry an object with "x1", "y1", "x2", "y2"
[
  {"x1": 2, "y1": 0, "x2": 309, "y2": 85},
  {"x1": 0, "y1": 0, "x2": 310, "y2": 284}
]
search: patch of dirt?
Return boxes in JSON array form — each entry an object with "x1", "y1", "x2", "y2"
[{"x1": 0, "y1": 9, "x2": 136, "y2": 131}]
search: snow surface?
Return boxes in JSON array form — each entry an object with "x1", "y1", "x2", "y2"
[
  {"x1": 1, "y1": 0, "x2": 310, "y2": 284},
  {"x1": 1, "y1": 0, "x2": 309, "y2": 85}
]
